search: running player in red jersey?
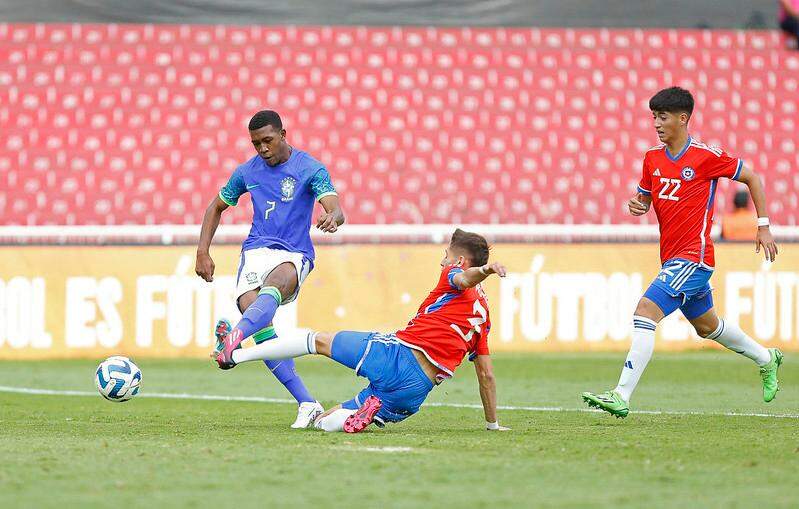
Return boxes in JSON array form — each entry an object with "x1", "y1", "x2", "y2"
[
  {"x1": 215, "y1": 229, "x2": 510, "y2": 433},
  {"x1": 582, "y1": 87, "x2": 783, "y2": 418}
]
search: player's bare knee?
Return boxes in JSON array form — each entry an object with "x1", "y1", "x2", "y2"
[
  {"x1": 692, "y1": 318, "x2": 720, "y2": 338},
  {"x1": 314, "y1": 332, "x2": 335, "y2": 356}
]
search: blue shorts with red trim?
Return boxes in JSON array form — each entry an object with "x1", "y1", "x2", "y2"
[
  {"x1": 643, "y1": 258, "x2": 714, "y2": 319},
  {"x1": 330, "y1": 331, "x2": 435, "y2": 425}
]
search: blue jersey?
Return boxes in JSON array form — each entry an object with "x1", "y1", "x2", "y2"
[{"x1": 219, "y1": 147, "x2": 336, "y2": 262}]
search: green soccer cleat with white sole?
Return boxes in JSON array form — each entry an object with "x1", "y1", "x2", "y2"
[
  {"x1": 760, "y1": 348, "x2": 784, "y2": 403},
  {"x1": 581, "y1": 390, "x2": 629, "y2": 418}
]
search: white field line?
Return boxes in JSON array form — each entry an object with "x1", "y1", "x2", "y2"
[
  {"x1": 349, "y1": 446, "x2": 415, "y2": 453},
  {"x1": 1, "y1": 385, "x2": 797, "y2": 419}
]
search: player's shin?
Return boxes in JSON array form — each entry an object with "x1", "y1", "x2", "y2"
[
  {"x1": 614, "y1": 316, "x2": 657, "y2": 402},
  {"x1": 233, "y1": 286, "x2": 282, "y2": 340},
  {"x1": 231, "y1": 331, "x2": 317, "y2": 363},
  {"x1": 705, "y1": 319, "x2": 771, "y2": 366}
]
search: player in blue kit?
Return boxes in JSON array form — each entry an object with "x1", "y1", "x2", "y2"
[{"x1": 195, "y1": 110, "x2": 345, "y2": 428}]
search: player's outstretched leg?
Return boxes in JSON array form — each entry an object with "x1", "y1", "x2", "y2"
[{"x1": 694, "y1": 312, "x2": 784, "y2": 402}]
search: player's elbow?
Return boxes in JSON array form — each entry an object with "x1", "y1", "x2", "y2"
[
  {"x1": 477, "y1": 368, "x2": 495, "y2": 386},
  {"x1": 737, "y1": 166, "x2": 760, "y2": 187}
]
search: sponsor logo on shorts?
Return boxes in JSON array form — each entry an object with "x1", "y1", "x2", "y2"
[{"x1": 245, "y1": 272, "x2": 259, "y2": 284}]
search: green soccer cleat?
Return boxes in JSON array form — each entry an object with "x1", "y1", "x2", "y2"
[
  {"x1": 581, "y1": 390, "x2": 629, "y2": 418},
  {"x1": 760, "y1": 348, "x2": 784, "y2": 403}
]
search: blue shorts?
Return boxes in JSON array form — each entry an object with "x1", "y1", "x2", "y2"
[
  {"x1": 331, "y1": 331, "x2": 435, "y2": 425},
  {"x1": 643, "y1": 258, "x2": 714, "y2": 319}
]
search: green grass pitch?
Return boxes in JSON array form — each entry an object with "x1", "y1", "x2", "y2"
[{"x1": 1, "y1": 352, "x2": 796, "y2": 509}]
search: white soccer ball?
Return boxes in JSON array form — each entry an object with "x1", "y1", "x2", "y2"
[{"x1": 95, "y1": 356, "x2": 142, "y2": 402}]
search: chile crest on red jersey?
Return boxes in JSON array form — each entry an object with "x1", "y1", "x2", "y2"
[
  {"x1": 637, "y1": 137, "x2": 743, "y2": 268},
  {"x1": 395, "y1": 265, "x2": 491, "y2": 377}
]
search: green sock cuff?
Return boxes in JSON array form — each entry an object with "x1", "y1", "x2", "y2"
[
  {"x1": 252, "y1": 326, "x2": 277, "y2": 344},
  {"x1": 258, "y1": 286, "x2": 283, "y2": 305}
]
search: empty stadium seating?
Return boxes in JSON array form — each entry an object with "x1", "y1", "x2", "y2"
[{"x1": 1, "y1": 24, "x2": 797, "y2": 226}]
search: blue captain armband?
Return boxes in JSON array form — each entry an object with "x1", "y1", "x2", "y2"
[
  {"x1": 447, "y1": 267, "x2": 464, "y2": 290},
  {"x1": 310, "y1": 168, "x2": 337, "y2": 200},
  {"x1": 637, "y1": 185, "x2": 651, "y2": 196}
]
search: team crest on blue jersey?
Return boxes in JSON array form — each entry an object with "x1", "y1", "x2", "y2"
[
  {"x1": 681, "y1": 167, "x2": 695, "y2": 181},
  {"x1": 280, "y1": 177, "x2": 297, "y2": 202}
]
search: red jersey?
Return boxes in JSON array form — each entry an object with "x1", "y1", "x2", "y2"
[
  {"x1": 395, "y1": 265, "x2": 491, "y2": 379},
  {"x1": 638, "y1": 136, "x2": 743, "y2": 268}
]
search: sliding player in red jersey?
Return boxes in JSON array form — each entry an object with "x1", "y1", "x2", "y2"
[
  {"x1": 582, "y1": 87, "x2": 783, "y2": 418},
  {"x1": 215, "y1": 229, "x2": 510, "y2": 433}
]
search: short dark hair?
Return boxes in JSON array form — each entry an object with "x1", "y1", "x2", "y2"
[
  {"x1": 649, "y1": 87, "x2": 694, "y2": 117},
  {"x1": 248, "y1": 110, "x2": 282, "y2": 131},
  {"x1": 450, "y1": 228, "x2": 490, "y2": 266}
]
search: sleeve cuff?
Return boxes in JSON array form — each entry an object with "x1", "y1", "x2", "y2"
[
  {"x1": 218, "y1": 191, "x2": 237, "y2": 207},
  {"x1": 637, "y1": 185, "x2": 651, "y2": 196},
  {"x1": 315, "y1": 191, "x2": 338, "y2": 201},
  {"x1": 732, "y1": 159, "x2": 743, "y2": 181}
]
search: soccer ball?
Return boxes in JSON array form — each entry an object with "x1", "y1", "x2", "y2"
[{"x1": 95, "y1": 356, "x2": 142, "y2": 402}]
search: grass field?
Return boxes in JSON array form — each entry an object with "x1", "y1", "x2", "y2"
[{"x1": 1, "y1": 352, "x2": 797, "y2": 509}]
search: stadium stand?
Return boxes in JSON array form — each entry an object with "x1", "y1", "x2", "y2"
[{"x1": 1, "y1": 24, "x2": 797, "y2": 226}]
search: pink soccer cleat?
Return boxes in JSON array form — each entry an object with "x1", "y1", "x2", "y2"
[
  {"x1": 343, "y1": 395, "x2": 383, "y2": 433},
  {"x1": 215, "y1": 328, "x2": 244, "y2": 370}
]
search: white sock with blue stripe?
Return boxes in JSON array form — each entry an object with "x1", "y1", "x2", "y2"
[
  {"x1": 614, "y1": 316, "x2": 657, "y2": 403},
  {"x1": 705, "y1": 319, "x2": 771, "y2": 366},
  {"x1": 231, "y1": 331, "x2": 317, "y2": 363}
]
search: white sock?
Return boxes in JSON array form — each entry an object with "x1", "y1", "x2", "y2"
[
  {"x1": 314, "y1": 408, "x2": 354, "y2": 432},
  {"x1": 231, "y1": 331, "x2": 316, "y2": 364},
  {"x1": 705, "y1": 319, "x2": 771, "y2": 366},
  {"x1": 614, "y1": 316, "x2": 656, "y2": 403}
]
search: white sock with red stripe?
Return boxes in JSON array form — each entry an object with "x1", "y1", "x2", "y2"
[
  {"x1": 705, "y1": 319, "x2": 771, "y2": 366},
  {"x1": 614, "y1": 316, "x2": 657, "y2": 403}
]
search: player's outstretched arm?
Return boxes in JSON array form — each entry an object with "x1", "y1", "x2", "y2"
[
  {"x1": 736, "y1": 165, "x2": 778, "y2": 262},
  {"x1": 453, "y1": 262, "x2": 507, "y2": 290},
  {"x1": 628, "y1": 192, "x2": 651, "y2": 216},
  {"x1": 195, "y1": 196, "x2": 229, "y2": 282},
  {"x1": 316, "y1": 195, "x2": 345, "y2": 233},
  {"x1": 474, "y1": 355, "x2": 509, "y2": 431}
]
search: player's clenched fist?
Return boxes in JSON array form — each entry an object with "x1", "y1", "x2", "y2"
[
  {"x1": 628, "y1": 196, "x2": 650, "y2": 216},
  {"x1": 195, "y1": 252, "x2": 215, "y2": 282}
]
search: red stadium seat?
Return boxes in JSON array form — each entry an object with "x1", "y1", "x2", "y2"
[{"x1": 0, "y1": 24, "x2": 797, "y2": 225}]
